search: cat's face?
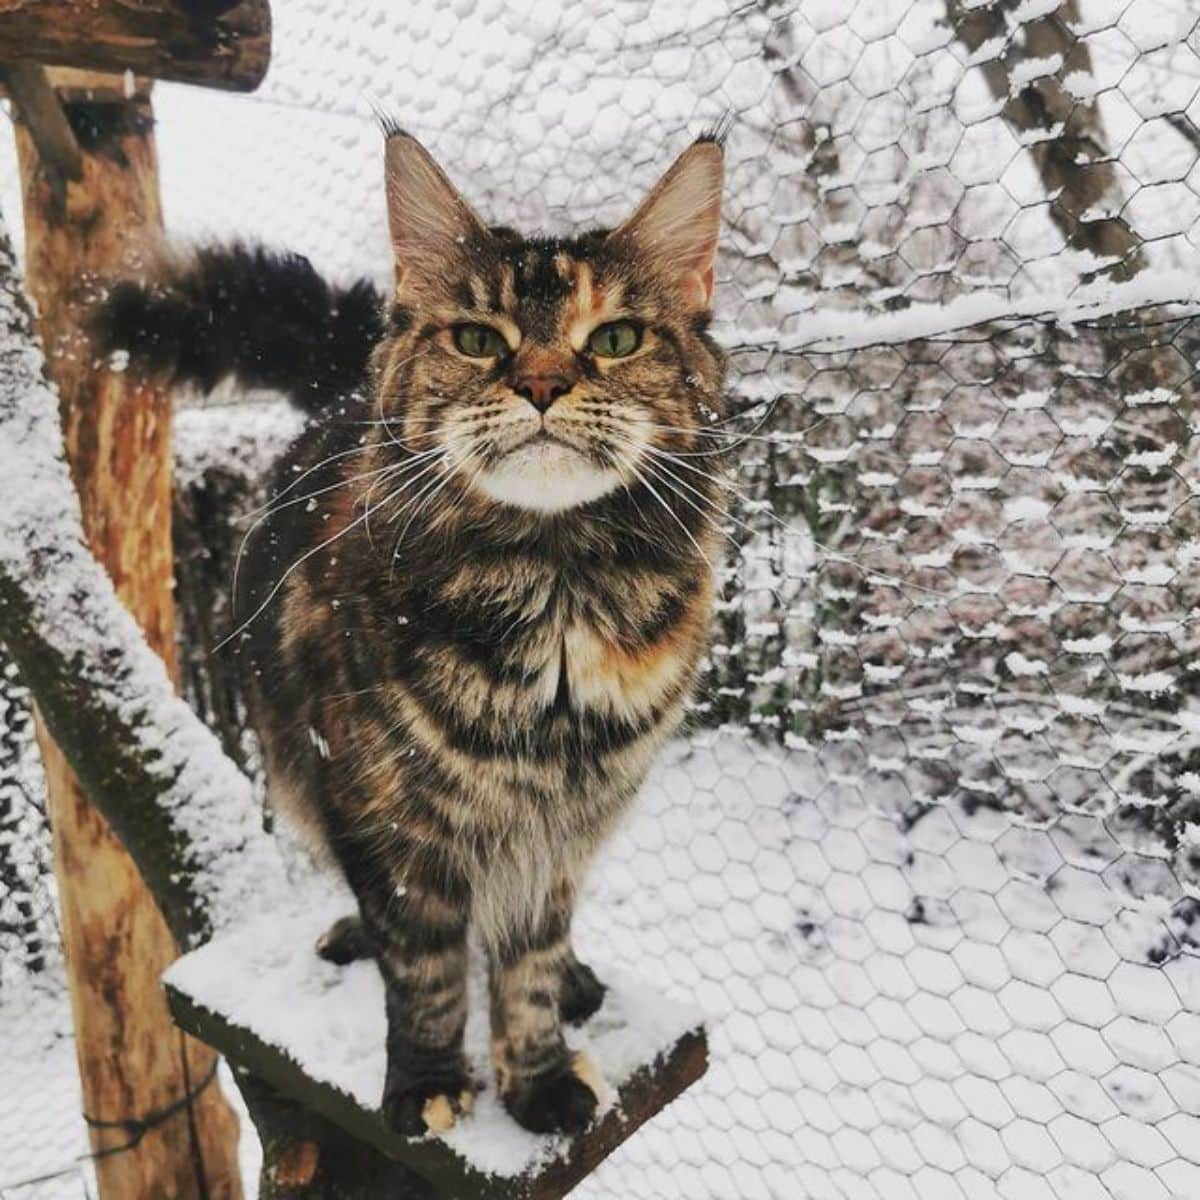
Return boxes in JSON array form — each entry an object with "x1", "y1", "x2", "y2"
[{"x1": 373, "y1": 133, "x2": 726, "y2": 514}]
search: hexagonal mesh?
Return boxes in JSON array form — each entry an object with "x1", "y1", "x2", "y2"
[{"x1": 3, "y1": 1, "x2": 1200, "y2": 1197}]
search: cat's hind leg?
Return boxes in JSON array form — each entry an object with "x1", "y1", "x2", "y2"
[
  {"x1": 315, "y1": 913, "x2": 377, "y2": 964},
  {"x1": 560, "y1": 951, "x2": 606, "y2": 1025}
]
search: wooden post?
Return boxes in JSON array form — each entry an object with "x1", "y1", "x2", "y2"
[
  {"x1": 13, "y1": 75, "x2": 244, "y2": 1200},
  {"x1": 0, "y1": 0, "x2": 271, "y2": 92}
]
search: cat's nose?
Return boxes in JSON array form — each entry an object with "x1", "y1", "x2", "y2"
[{"x1": 513, "y1": 374, "x2": 573, "y2": 414}]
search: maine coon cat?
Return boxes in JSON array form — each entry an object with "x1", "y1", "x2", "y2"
[{"x1": 101, "y1": 126, "x2": 728, "y2": 1137}]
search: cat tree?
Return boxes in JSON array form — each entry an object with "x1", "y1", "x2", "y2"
[{"x1": 0, "y1": 4, "x2": 707, "y2": 1197}]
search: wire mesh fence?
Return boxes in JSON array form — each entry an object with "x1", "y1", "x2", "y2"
[{"x1": 2, "y1": 0, "x2": 1200, "y2": 1196}]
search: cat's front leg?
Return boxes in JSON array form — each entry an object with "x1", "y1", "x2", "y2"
[
  {"x1": 488, "y1": 890, "x2": 601, "y2": 1134},
  {"x1": 357, "y1": 864, "x2": 475, "y2": 1137}
]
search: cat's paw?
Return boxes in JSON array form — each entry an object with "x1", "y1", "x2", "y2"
[
  {"x1": 560, "y1": 958, "x2": 607, "y2": 1025},
  {"x1": 383, "y1": 1075, "x2": 477, "y2": 1137},
  {"x1": 315, "y1": 914, "x2": 376, "y2": 965},
  {"x1": 503, "y1": 1053, "x2": 603, "y2": 1135}
]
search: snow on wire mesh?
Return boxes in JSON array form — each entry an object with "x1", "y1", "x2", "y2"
[{"x1": 3, "y1": 1, "x2": 1200, "y2": 1197}]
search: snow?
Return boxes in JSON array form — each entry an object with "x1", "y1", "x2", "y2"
[
  {"x1": 781, "y1": 268, "x2": 1200, "y2": 353},
  {"x1": 164, "y1": 880, "x2": 704, "y2": 1180},
  {"x1": 173, "y1": 396, "x2": 305, "y2": 492},
  {"x1": 0, "y1": 973, "x2": 93, "y2": 1198},
  {"x1": 0, "y1": 228, "x2": 288, "y2": 948},
  {"x1": 8, "y1": 734, "x2": 1200, "y2": 1197}
]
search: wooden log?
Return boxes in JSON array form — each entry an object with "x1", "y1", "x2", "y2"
[
  {"x1": 14, "y1": 75, "x2": 244, "y2": 1200},
  {"x1": 0, "y1": 62, "x2": 81, "y2": 207},
  {"x1": 0, "y1": 0, "x2": 271, "y2": 93}
]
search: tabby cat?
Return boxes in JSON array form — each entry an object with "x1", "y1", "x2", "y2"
[{"x1": 102, "y1": 127, "x2": 728, "y2": 1137}]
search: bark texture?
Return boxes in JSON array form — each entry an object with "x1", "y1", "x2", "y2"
[
  {"x1": 13, "y1": 78, "x2": 244, "y2": 1200},
  {"x1": 0, "y1": 0, "x2": 270, "y2": 92},
  {"x1": 946, "y1": 0, "x2": 1146, "y2": 280}
]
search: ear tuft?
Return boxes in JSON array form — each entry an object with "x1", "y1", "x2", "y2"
[
  {"x1": 614, "y1": 137, "x2": 725, "y2": 310},
  {"x1": 369, "y1": 99, "x2": 406, "y2": 141},
  {"x1": 696, "y1": 112, "x2": 733, "y2": 148},
  {"x1": 384, "y1": 131, "x2": 485, "y2": 292}
]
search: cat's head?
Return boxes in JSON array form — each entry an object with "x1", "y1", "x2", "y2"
[{"x1": 373, "y1": 129, "x2": 726, "y2": 514}]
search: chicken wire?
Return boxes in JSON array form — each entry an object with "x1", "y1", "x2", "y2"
[{"x1": 3, "y1": 0, "x2": 1200, "y2": 1197}]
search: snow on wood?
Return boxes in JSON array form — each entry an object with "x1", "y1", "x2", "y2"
[
  {"x1": 0, "y1": 218, "x2": 286, "y2": 948},
  {"x1": 773, "y1": 266, "x2": 1200, "y2": 354},
  {"x1": 173, "y1": 396, "x2": 306, "y2": 491},
  {"x1": 164, "y1": 883, "x2": 708, "y2": 1198}
]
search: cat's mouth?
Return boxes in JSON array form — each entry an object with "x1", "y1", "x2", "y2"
[
  {"x1": 527, "y1": 429, "x2": 577, "y2": 450},
  {"x1": 472, "y1": 431, "x2": 626, "y2": 513}
]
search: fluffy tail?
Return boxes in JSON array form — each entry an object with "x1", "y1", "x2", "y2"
[{"x1": 93, "y1": 243, "x2": 385, "y2": 414}]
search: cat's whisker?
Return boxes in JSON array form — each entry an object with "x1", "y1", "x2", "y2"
[
  {"x1": 639, "y1": 419, "x2": 831, "y2": 448},
  {"x1": 636, "y1": 441, "x2": 951, "y2": 599},
  {"x1": 359, "y1": 438, "x2": 472, "y2": 545},
  {"x1": 243, "y1": 441, "x2": 375, "y2": 518},
  {"x1": 225, "y1": 442, "x2": 470, "y2": 647},
  {"x1": 241, "y1": 441, "x2": 448, "y2": 545},
  {"x1": 349, "y1": 406, "x2": 510, "y2": 429},
  {"x1": 367, "y1": 447, "x2": 471, "y2": 549},
  {"x1": 232, "y1": 459, "x2": 417, "y2": 601},
  {"x1": 219, "y1": 486, "x2": 397, "y2": 651},
  {"x1": 574, "y1": 408, "x2": 816, "y2": 459},
  {"x1": 388, "y1": 461, "x2": 465, "y2": 574},
  {"x1": 572, "y1": 405, "x2": 795, "y2": 443},
  {"x1": 375, "y1": 348, "x2": 437, "y2": 453},
  {"x1": 348, "y1": 458, "x2": 446, "y2": 530},
  {"x1": 382, "y1": 456, "x2": 456, "y2": 528},
  {"x1": 621, "y1": 459, "x2": 716, "y2": 571},
  {"x1": 250, "y1": 441, "x2": 450, "y2": 532},
  {"x1": 631, "y1": 457, "x2": 743, "y2": 558}
]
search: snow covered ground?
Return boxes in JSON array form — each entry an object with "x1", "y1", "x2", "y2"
[{"x1": 6, "y1": 736, "x2": 1200, "y2": 1198}]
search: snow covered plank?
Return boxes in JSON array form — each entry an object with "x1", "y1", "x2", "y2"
[{"x1": 164, "y1": 898, "x2": 708, "y2": 1199}]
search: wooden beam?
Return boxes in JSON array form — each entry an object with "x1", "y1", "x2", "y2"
[
  {"x1": 164, "y1": 904, "x2": 709, "y2": 1200},
  {"x1": 169, "y1": 982, "x2": 707, "y2": 1200},
  {"x1": 0, "y1": 63, "x2": 81, "y2": 204},
  {"x1": 0, "y1": 0, "x2": 271, "y2": 93},
  {"x1": 13, "y1": 74, "x2": 245, "y2": 1200}
]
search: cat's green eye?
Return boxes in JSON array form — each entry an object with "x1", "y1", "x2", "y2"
[
  {"x1": 588, "y1": 320, "x2": 641, "y2": 359},
  {"x1": 452, "y1": 324, "x2": 507, "y2": 358}
]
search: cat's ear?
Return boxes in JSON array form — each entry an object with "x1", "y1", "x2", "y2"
[
  {"x1": 384, "y1": 130, "x2": 485, "y2": 293},
  {"x1": 613, "y1": 137, "x2": 724, "y2": 311}
]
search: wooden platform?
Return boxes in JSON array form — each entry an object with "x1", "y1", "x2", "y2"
[{"x1": 164, "y1": 898, "x2": 708, "y2": 1199}]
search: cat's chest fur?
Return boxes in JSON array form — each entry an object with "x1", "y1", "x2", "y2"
[{"x1": 417, "y1": 560, "x2": 694, "y2": 729}]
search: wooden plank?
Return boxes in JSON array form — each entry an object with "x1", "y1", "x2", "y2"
[
  {"x1": 13, "y1": 75, "x2": 244, "y2": 1200},
  {"x1": 0, "y1": 0, "x2": 271, "y2": 93},
  {"x1": 168, "y1": 980, "x2": 707, "y2": 1200},
  {"x1": 162, "y1": 902, "x2": 709, "y2": 1199}
]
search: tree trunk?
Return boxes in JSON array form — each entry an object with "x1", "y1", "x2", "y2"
[
  {"x1": 13, "y1": 77, "x2": 244, "y2": 1200},
  {"x1": 946, "y1": 0, "x2": 1146, "y2": 280},
  {"x1": 0, "y1": 0, "x2": 270, "y2": 93}
]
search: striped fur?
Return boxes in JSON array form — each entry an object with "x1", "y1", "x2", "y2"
[{"x1": 229, "y1": 132, "x2": 729, "y2": 1136}]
